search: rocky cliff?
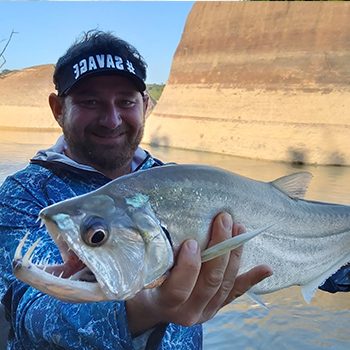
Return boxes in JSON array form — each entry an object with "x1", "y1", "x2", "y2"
[
  {"x1": 0, "y1": 65, "x2": 58, "y2": 130},
  {"x1": 143, "y1": 2, "x2": 350, "y2": 165}
]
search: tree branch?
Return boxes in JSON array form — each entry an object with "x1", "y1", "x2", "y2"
[{"x1": 0, "y1": 30, "x2": 18, "y2": 69}]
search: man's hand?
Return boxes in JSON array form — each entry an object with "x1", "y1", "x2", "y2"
[{"x1": 126, "y1": 212, "x2": 273, "y2": 335}]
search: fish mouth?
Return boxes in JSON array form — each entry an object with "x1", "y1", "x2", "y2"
[
  {"x1": 14, "y1": 231, "x2": 93, "y2": 279},
  {"x1": 13, "y1": 202, "x2": 175, "y2": 302},
  {"x1": 13, "y1": 230, "x2": 108, "y2": 303}
]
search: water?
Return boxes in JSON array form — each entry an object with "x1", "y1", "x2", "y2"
[{"x1": 0, "y1": 129, "x2": 349, "y2": 349}]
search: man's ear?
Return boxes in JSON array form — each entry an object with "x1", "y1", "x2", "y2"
[{"x1": 49, "y1": 93, "x2": 64, "y2": 127}]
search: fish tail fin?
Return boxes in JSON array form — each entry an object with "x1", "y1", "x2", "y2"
[{"x1": 201, "y1": 223, "x2": 275, "y2": 262}]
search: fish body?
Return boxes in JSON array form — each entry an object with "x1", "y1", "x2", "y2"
[{"x1": 13, "y1": 164, "x2": 350, "y2": 303}]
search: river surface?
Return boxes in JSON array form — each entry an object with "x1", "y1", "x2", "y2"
[{"x1": 0, "y1": 129, "x2": 349, "y2": 349}]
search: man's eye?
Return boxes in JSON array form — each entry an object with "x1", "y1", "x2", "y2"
[
  {"x1": 119, "y1": 100, "x2": 136, "y2": 108},
  {"x1": 80, "y1": 99, "x2": 99, "y2": 107}
]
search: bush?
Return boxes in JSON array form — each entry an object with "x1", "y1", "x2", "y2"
[{"x1": 146, "y1": 84, "x2": 165, "y2": 101}]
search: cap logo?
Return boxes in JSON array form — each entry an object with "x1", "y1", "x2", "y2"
[
  {"x1": 56, "y1": 50, "x2": 145, "y2": 95},
  {"x1": 72, "y1": 54, "x2": 136, "y2": 80}
]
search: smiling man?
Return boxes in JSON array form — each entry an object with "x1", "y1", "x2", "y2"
[
  {"x1": 0, "y1": 30, "x2": 272, "y2": 350},
  {"x1": 49, "y1": 35, "x2": 149, "y2": 179},
  {"x1": 50, "y1": 75, "x2": 147, "y2": 179}
]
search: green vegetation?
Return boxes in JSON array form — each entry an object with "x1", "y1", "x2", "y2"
[{"x1": 147, "y1": 84, "x2": 165, "y2": 101}]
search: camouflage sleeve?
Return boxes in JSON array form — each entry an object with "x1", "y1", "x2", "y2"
[
  {"x1": 14, "y1": 288, "x2": 134, "y2": 349},
  {"x1": 319, "y1": 264, "x2": 350, "y2": 293}
]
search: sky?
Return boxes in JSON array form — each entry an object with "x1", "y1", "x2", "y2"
[{"x1": 0, "y1": 1, "x2": 194, "y2": 84}]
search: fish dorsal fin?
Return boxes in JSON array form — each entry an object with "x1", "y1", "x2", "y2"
[{"x1": 271, "y1": 172, "x2": 313, "y2": 199}]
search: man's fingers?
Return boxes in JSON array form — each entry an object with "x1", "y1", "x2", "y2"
[
  {"x1": 200, "y1": 221, "x2": 246, "y2": 319},
  {"x1": 190, "y1": 213, "x2": 232, "y2": 296},
  {"x1": 158, "y1": 239, "x2": 201, "y2": 308},
  {"x1": 224, "y1": 264, "x2": 273, "y2": 305},
  {"x1": 232, "y1": 222, "x2": 246, "y2": 236}
]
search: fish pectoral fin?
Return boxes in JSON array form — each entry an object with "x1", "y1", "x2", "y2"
[
  {"x1": 271, "y1": 172, "x2": 313, "y2": 199},
  {"x1": 201, "y1": 223, "x2": 275, "y2": 262}
]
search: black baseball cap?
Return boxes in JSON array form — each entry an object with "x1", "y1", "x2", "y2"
[
  {"x1": 56, "y1": 50, "x2": 146, "y2": 96},
  {"x1": 54, "y1": 47, "x2": 146, "y2": 96}
]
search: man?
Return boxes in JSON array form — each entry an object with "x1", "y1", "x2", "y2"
[
  {"x1": 0, "y1": 30, "x2": 348, "y2": 350},
  {"x1": 0, "y1": 30, "x2": 272, "y2": 349}
]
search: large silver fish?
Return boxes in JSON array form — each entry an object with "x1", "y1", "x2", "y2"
[{"x1": 13, "y1": 165, "x2": 350, "y2": 303}]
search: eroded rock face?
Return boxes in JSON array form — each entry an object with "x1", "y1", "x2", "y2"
[
  {"x1": 144, "y1": 2, "x2": 350, "y2": 165},
  {"x1": 0, "y1": 65, "x2": 58, "y2": 130}
]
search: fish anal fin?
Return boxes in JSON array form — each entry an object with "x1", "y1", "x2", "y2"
[
  {"x1": 271, "y1": 172, "x2": 313, "y2": 199},
  {"x1": 301, "y1": 255, "x2": 350, "y2": 303},
  {"x1": 301, "y1": 284, "x2": 318, "y2": 304}
]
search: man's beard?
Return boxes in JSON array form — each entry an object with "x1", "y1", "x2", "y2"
[{"x1": 63, "y1": 124, "x2": 144, "y2": 172}]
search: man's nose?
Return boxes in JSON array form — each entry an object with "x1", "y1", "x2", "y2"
[{"x1": 99, "y1": 105, "x2": 122, "y2": 129}]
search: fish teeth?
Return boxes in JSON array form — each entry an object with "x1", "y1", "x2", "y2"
[
  {"x1": 22, "y1": 238, "x2": 41, "y2": 266},
  {"x1": 58, "y1": 271, "x2": 64, "y2": 279},
  {"x1": 14, "y1": 232, "x2": 30, "y2": 260},
  {"x1": 35, "y1": 216, "x2": 45, "y2": 229}
]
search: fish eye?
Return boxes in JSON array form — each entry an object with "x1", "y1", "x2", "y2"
[{"x1": 80, "y1": 216, "x2": 109, "y2": 247}]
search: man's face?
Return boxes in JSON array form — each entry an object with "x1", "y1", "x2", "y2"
[{"x1": 59, "y1": 75, "x2": 147, "y2": 175}]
